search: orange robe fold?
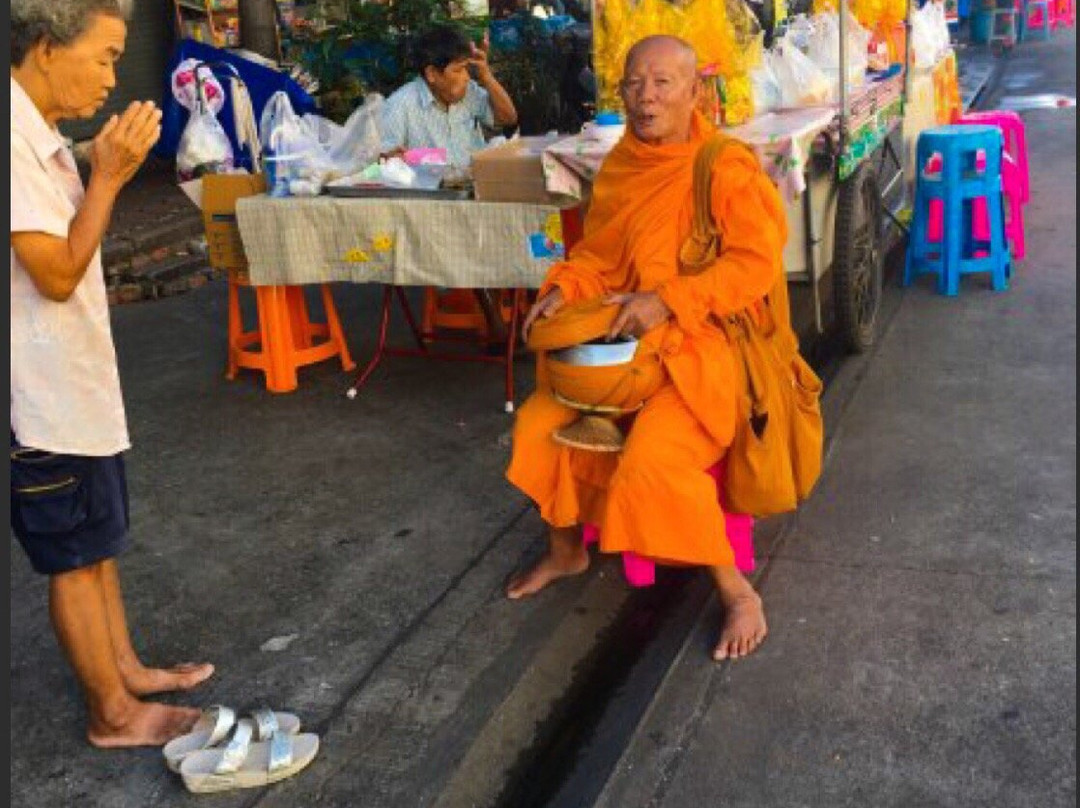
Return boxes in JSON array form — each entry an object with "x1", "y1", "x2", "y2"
[{"x1": 507, "y1": 112, "x2": 788, "y2": 567}]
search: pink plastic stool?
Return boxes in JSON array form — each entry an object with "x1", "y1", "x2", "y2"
[
  {"x1": 1052, "y1": 0, "x2": 1075, "y2": 27},
  {"x1": 924, "y1": 117, "x2": 1027, "y2": 261},
  {"x1": 582, "y1": 459, "x2": 755, "y2": 588},
  {"x1": 956, "y1": 110, "x2": 1029, "y2": 203}
]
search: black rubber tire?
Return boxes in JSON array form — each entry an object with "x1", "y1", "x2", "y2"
[{"x1": 833, "y1": 162, "x2": 885, "y2": 354}]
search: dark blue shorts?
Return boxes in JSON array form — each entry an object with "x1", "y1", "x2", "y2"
[{"x1": 10, "y1": 434, "x2": 131, "y2": 576}]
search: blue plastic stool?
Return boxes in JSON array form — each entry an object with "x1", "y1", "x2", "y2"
[{"x1": 904, "y1": 125, "x2": 1010, "y2": 296}]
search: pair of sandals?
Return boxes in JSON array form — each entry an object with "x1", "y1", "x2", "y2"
[{"x1": 163, "y1": 705, "x2": 320, "y2": 794}]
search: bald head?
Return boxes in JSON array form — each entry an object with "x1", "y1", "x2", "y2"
[
  {"x1": 619, "y1": 35, "x2": 700, "y2": 146},
  {"x1": 624, "y1": 35, "x2": 698, "y2": 79}
]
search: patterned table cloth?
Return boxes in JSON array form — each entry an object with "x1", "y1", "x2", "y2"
[
  {"x1": 235, "y1": 195, "x2": 567, "y2": 289},
  {"x1": 541, "y1": 105, "x2": 838, "y2": 204}
]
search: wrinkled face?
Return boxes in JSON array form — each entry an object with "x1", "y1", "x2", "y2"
[
  {"x1": 619, "y1": 42, "x2": 699, "y2": 146},
  {"x1": 424, "y1": 58, "x2": 471, "y2": 107},
  {"x1": 36, "y1": 12, "x2": 127, "y2": 119}
]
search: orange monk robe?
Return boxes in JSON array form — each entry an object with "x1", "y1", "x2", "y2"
[{"x1": 506, "y1": 111, "x2": 789, "y2": 568}]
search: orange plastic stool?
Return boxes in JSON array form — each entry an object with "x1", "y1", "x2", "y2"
[
  {"x1": 227, "y1": 270, "x2": 356, "y2": 393},
  {"x1": 421, "y1": 288, "x2": 492, "y2": 339}
]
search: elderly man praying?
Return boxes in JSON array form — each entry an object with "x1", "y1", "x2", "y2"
[
  {"x1": 11, "y1": 0, "x2": 211, "y2": 746},
  {"x1": 505, "y1": 35, "x2": 790, "y2": 661}
]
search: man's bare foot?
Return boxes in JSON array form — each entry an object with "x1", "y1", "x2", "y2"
[
  {"x1": 506, "y1": 527, "x2": 589, "y2": 600},
  {"x1": 87, "y1": 700, "x2": 201, "y2": 749},
  {"x1": 709, "y1": 565, "x2": 768, "y2": 661},
  {"x1": 119, "y1": 661, "x2": 214, "y2": 697}
]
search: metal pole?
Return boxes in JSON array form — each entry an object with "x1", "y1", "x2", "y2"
[{"x1": 838, "y1": 0, "x2": 848, "y2": 156}]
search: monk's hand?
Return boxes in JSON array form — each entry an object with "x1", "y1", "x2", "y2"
[
  {"x1": 522, "y1": 287, "x2": 565, "y2": 342},
  {"x1": 604, "y1": 292, "x2": 672, "y2": 339}
]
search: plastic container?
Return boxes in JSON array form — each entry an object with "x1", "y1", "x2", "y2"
[{"x1": 263, "y1": 152, "x2": 306, "y2": 198}]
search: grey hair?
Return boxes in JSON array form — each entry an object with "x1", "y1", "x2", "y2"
[{"x1": 11, "y1": 0, "x2": 134, "y2": 66}]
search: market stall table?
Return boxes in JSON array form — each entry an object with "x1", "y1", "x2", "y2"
[{"x1": 235, "y1": 194, "x2": 567, "y2": 410}]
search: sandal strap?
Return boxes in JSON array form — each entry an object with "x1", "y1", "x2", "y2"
[
  {"x1": 267, "y1": 730, "x2": 294, "y2": 774},
  {"x1": 251, "y1": 707, "x2": 279, "y2": 741},
  {"x1": 214, "y1": 720, "x2": 253, "y2": 775},
  {"x1": 202, "y1": 705, "x2": 237, "y2": 747}
]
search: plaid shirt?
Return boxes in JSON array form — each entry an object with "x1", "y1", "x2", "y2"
[{"x1": 380, "y1": 77, "x2": 495, "y2": 169}]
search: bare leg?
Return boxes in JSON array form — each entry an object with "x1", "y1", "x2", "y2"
[
  {"x1": 506, "y1": 525, "x2": 590, "y2": 600},
  {"x1": 708, "y1": 564, "x2": 767, "y2": 661},
  {"x1": 49, "y1": 562, "x2": 200, "y2": 748},
  {"x1": 99, "y1": 560, "x2": 213, "y2": 696}
]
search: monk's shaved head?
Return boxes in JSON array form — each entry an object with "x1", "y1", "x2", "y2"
[
  {"x1": 619, "y1": 34, "x2": 701, "y2": 146},
  {"x1": 624, "y1": 35, "x2": 698, "y2": 78}
]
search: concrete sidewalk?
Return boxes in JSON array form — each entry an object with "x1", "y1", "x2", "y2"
[
  {"x1": 594, "y1": 29, "x2": 1077, "y2": 808},
  {"x1": 9, "y1": 36, "x2": 1072, "y2": 808}
]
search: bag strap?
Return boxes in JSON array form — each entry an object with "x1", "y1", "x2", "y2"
[{"x1": 685, "y1": 134, "x2": 798, "y2": 356}]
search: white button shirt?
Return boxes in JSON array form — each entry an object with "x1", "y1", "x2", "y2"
[
  {"x1": 10, "y1": 77, "x2": 130, "y2": 456},
  {"x1": 379, "y1": 77, "x2": 495, "y2": 169}
]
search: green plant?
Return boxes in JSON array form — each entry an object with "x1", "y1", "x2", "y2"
[{"x1": 298, "y1": 0, "x2": 489, "y2": 113}]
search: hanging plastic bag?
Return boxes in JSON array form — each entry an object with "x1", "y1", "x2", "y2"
[
  {"x1": 806, "y1": 11, "x2": 869, "y2": 101},
  {"x1": 176, "y1": 104, "x2": 234, "y2": 182},
  {"x1": 910, "y1": 3, "x2": 940, "y2": 69},
  {"x1": 769, "y1": 37, "x2": 832, "y2": 108},
  {"x1": 784, "y1": 13, "x2": 817, "y2": 52},
  {"x1": 171, "y1": 59, "x2": 226, "y2": 114},
  {"x1": 928, "y1": 1, "x2": 952, "y2": 64},
  {"x1": 749, "y1": 57, "x2": 783, "y2": 114}
]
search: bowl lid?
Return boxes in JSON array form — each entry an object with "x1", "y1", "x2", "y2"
[{"x1": 526, "y1": 298, "x2": 620, "y2": 352}]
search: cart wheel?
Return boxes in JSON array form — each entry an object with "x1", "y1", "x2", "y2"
[{"x1": 833, "y1": 163, "x2": 884, "y2": 354}]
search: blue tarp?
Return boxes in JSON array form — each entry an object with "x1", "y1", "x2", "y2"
[{"x1": 155, "y1": 39, "x2": 317, "y2": 169}]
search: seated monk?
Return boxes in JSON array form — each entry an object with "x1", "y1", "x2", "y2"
[{"x1": 505, "y1": 34, "x2": 789, "y2": 662}]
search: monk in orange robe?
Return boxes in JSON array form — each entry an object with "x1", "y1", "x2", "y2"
[{"x1": 504, "y1": 35, "x2": 789, "y2": 661}]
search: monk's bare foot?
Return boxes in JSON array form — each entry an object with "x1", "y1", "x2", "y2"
[
  {"x1": 506, "y1": 527, "x2": 589, "y2": 600},
  {"x1": 709, "y1": 565, "x2": 768, "y2": 661},
  {"x1": 120, "y1": 661, "x2": 215, "y2": 697},
  {"x1": 87, "y1": 699, "x2": 201, "y2": 748}
]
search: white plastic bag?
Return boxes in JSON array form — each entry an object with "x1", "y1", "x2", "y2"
[
  {"x1": 749, "y1": 58, "x2": 783, "y2": 114},
  {"x1": 784, "y1": 13, "x2": 816, "y2": 52},
  {"x1": 259, "y1": 91, "x2": 321, "y2": 196},
  {"x1": 300, "y1": 94, "x2": 384, "y2": 177},
  {"x1": 260, "y1": 91, "x2": 387, "y2": 196},
  {"x1": 806, "y1": 11, "x2": 869, "y2": 102},
  {"x1": 176, "y1": 105, "x2": 235, "y2": 182},
  {"x1": 769, "y1": 38, "x2": 832, "y2": 108},
  {"x1": 911, "y1": 2, "x2": 950, "y2": 69}
]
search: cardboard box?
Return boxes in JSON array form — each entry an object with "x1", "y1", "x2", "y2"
[
  {"x1": 471, "y1": 136, "x2": 568, "y2": 205},
  {"x1": 200, "y1": 173, "x2": 266, "y2": 275}
]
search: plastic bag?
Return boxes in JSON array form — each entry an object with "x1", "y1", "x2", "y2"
[
  {"x1": 769, "y1": 37, "x2": 832, "y2": 108},
  {"x1": 910, "y1": 2, "x2": 948, "y2": 69},
  {"x1": 784, "y1": 13, "x2": 816, "y2": 51},
  {"x1": 299, "y1": 94, "x2": 384, "y2": 177},
  {"x1": 806, "y1": 11, "x2": 869, "y2": 101},
  {"x1": 749, "y1": 57, "x2": 783, "y2": 114},
  {"x1": 171, "y1": 59, "x2": 225, "y2": 114},
  {"x1": 176, "y1": 105, "x2": 235, "y2": 181},
  {"x1": 259, "y1": 91, "x2": 323, "y2": 196},
  {"x1": 260, "y1": 91, "x2": 388, "y2": 196}
]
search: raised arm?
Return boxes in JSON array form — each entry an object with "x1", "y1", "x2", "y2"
[
  {"x1": 11, "y1": 101, "x2": 161, "y2": 302},
  {"x1": 469, "y1": 36, "x2": 518, "y2": 128}
]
